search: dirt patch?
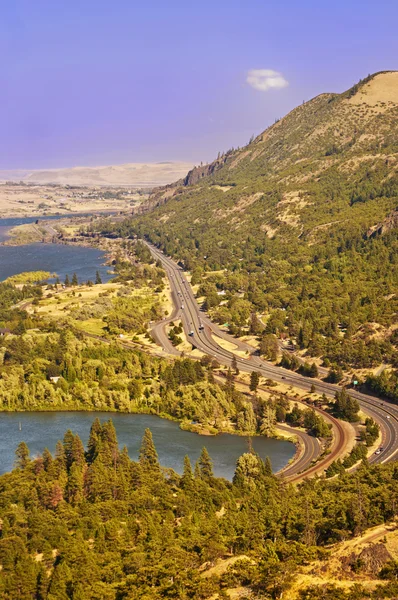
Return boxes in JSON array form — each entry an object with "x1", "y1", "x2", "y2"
[{"x1": 200, "y1": 555, "x2": 253, "y2": 578}]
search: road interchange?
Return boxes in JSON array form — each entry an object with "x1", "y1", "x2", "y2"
[{"x1": 147, "y1": 241, "x2": 398, "y2": 475}]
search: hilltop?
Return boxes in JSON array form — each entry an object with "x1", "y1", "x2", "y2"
[
  {"x1": 138, "y1": 71, "x2": 398, "y2": 231},
  {"x1": 102, "y1": 72, "x2": 398, "y2": 377}
]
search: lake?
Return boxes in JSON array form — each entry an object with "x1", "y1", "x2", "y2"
[
  {"x1": 0, "y1": 412, "x2": 295, "y2": 480},
  {"x1": 0, "y1": 216, "x2": 112, "y2": 284}
]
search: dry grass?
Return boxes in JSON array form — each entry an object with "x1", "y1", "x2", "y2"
[
  {"x1": 290, "y1": 523, "x2": 398, "y2": 599},
  {"x1": 346, "y1": 72, "x2": 398, "y2": 110},
  {"x1": 211, "y1": 334, "x2": 248, "y2": 357}
]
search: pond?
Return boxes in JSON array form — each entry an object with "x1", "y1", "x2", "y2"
[{"x1": 0, "y1": 412, "x2": 295, "y2": 480}]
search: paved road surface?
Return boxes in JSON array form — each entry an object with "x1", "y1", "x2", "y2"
[{"x1": 146, "y1": 241, "x2": 398, "y2": 470}]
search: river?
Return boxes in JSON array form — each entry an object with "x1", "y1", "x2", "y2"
[
  {"x1": 0, "y1": 216, "x2": 295, "y2": 480},
  {"x1": 0, "y1": 412, "x2": 295, "y2": 479},
  {"x1": 0, "y1": 216, "x2": 112, "y2": 283}
]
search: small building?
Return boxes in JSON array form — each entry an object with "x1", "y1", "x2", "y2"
[
  {"x1": 0, "y1": 328, "x2": 11, "y2": 337},
  {"x1": 50, "y1": 376, "x2": 61, "y2": 384}
]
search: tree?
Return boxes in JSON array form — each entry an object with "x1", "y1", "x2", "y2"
[
  {"x1": 181, "y1": 455, "x2": 193, "y2": 489},
  {"x1": 95, "y1": 270, "x2": 102, "y2": 285},
  {"x1": 14, "y1": 441, "x2": 30, "y2": 469},
  {"x1": 139, "y1": 428, "x2": 160, "y2": 470},
  {"x1": 263, "y1": 456, "x2": 272, "y2": 477},
  {"x1": 71, "y1": 434, "x2": 85, "y2": 467},
  {"x1": 64, "y1": 274, "x2": 70, "y2": 286},
  {"x1": 249, "y1": 312, "x2": 262, "y2": 335},
  {"x1": 233, "y1": 452, "x2": 263, "y2": 488},
  {"x1": 66, "y1": 462, "x2": 84, "y2": 505},
  {"x1": 87, "y1": 418, "x2": 102, "y2": 464},
  {"x1": 198, "y1": 447, "x2": 213, "y2": 479},
  {"x1": 42, "y1": 447, "x2": 53, "y2": 471},
  {"x1": 333, "y1": 388, "x2": 360, "y2": 422},
  {"x1": 71, "y1": 273, "x2": 78, "y2": 286},
  {"x1": 250, "y1": 371, "x2": 260, "y2": 393},
  {"x1": 259, "y1": 334, "x2": 279, "y2": 361},
  {"x1": 47, "y1": 561, "x2": 71, "y2": 600},
  {"x1": 327, "y1": 365, "x2": 343, "y2": 383},
  {"x1": 231, "y1": 354, "x2": 239, "y2": 375},
  {"x1": 63, "y1": 429, "x2": 75, "y2": 471}
]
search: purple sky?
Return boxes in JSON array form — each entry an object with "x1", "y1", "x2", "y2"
[{"x1": 1, "y1": 0, "x2": 397, "y2": 169}]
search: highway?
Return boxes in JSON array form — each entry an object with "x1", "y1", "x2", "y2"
[{"x1": 146, "y1": 241, "x2": 398, "y2": 472}]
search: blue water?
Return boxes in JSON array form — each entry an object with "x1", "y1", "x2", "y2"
[
  {"x1": 0, "y1": 216, "x2": 112, "y2": 284},
  {"x1": 0, "y1": 412, "x2": 295, "y2": 479},
  {"x1": 0, "y1": 243, "x2": 112, "y2": 284}
]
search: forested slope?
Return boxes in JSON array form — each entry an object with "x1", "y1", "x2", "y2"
[
  {"x1": 99, "y1": 72, "x2": 398, "y2": 374},
  {"x1": 1, "y1": 421, "x2": 398, "y2": 599}
]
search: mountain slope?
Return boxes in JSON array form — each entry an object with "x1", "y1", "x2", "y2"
[
  {"x1": 139, "y1": 71, "x2": 398, "y2": 237},
  {"x1": 102, "y1": 72, "x2": 398, "y2": 373}
]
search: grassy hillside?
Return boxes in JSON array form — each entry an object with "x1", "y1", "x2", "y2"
[{"x1": 97, "y1": 72, "x2": 398, "y2": 375}]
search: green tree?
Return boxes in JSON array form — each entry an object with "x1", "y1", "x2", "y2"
[
  {"x1": 86, "y1": 418, "x2": 102, "y2": 464},
  {"x1": 333, "y1": 388, "x2": 360, "y2": 422},
  {"x1": 250, "y1": 371, "x2": 260, "y2": 392},
  {"x1": 231, "y1": 354, "x2": 239, "y2": 375},
  {"x1": 95, "y1": 270, "x2": 102, "y2": 285},
  {"x1": 14, "y1": 441, "x2": 30, "y2": 469},
  {"x1": 181, "y1": 455, "x2": 193, "y2": 489},
  {"x1": 198, "y1": 447, "x2": 213, "y2": 480},
  {"x1": 138, "y1": 428, "x2": 160, "y2": 470}
]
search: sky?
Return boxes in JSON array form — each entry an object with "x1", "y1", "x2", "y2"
[{"x1": 1, "y1": 0, "x2": 397, "y2": 170}]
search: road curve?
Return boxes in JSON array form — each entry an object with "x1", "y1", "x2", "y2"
[{"x1": 145, "y1": 241, "x2": 398, "y2": 468}]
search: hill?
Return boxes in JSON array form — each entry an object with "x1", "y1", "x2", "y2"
[
  {"x1": 97, "y1": 72, "x2": 398, "y2": 376},
  {"x1": 0, "y1": 161, "x2": 193, "y2": 188}
]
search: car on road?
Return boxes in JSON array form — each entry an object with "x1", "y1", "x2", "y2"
[{"x1": 188, "y1": 331, "x2": 194, "y2": 337}]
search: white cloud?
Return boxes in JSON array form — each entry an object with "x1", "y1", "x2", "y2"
[{"x1": 246, "y1": 69, "x2": 289, "y2": 92}]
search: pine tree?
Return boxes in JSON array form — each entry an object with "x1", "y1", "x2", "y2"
[
  {"x1": 250, "y1": 371, "x2": 260, "y2": 392},
  {"x1": 95, "y1": 270, "x2": 102, "y2": 285},
  {"x1": 63, "y1": 429, "x2": 75, "y2": 471},
  {"x1": 263, "y1": 456, "x2": 273, "y2": 477},
  {"x1": 86, "y1": 418, "x2": 102, "y2": 464},
  {"x1": 139, "y1": 428, "x2": 160, "y2": 470},
  {"x1": 36, "y1": 563, "x2": 48, "y2": 600},
  {"x1": 231, "y1": 354, "x2": 239, "y2": 375},
  {"x1": 99, "y1": 420, "x2": 119, "y2": 468},
  {"x1": 71, "y1": 434, "x2": 85, "y2": 467},
  {"x1": 64, "y1": 274, "x2": 70, "y2": 286},
  {"x1": 14, "y1": 441, "x2": 30, "y2": 469},
  {"x1": 198, "y1": 447, "x2": 213, "y2": 479},
  {"x1": 66, "y1": 462, "x2": 84, "y2": 505},
  {"x1": 47, "y1": 561, "x2": 71, "y2": 600},
  {"x1": 181, "y1": 455, "x2": 193, "y2": 489},
  {"x1": 42, "y1": 447, "x2": 53, "y2": 471},
  {"x1": 194, "y1": 460, "x2": 201, "y2": 479},
  {"x1": 309, "y1": 362, "x2": 319, "y2": 378},
  {"x1": 71, "y1": 272, "x2": 78, "y2": 286}
]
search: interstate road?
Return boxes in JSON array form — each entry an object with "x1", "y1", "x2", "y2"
[{"x1": 146, "y1": 241, "x2": 398, "y2": 471}]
